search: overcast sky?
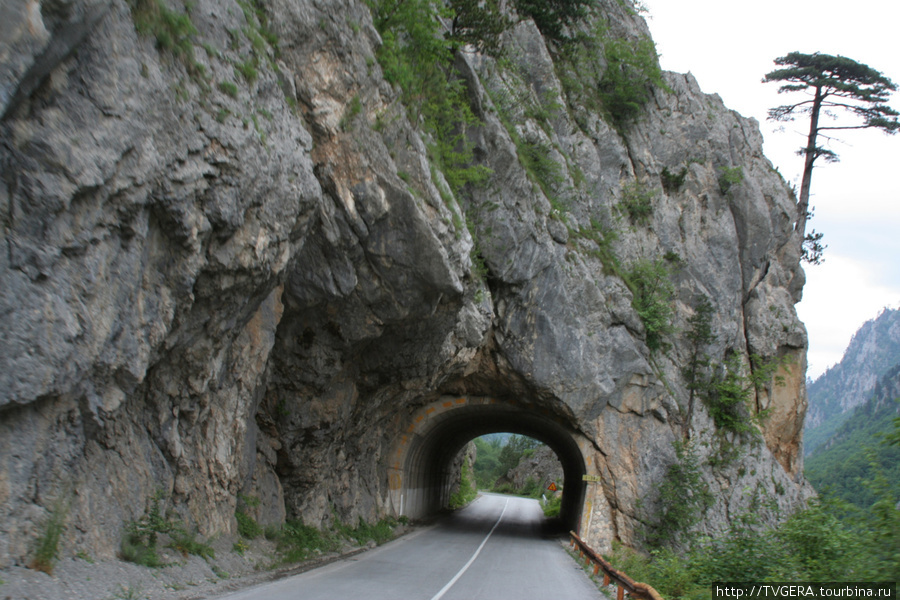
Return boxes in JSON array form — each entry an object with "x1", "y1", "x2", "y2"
[{"x1": 639, "y1": 0, "x2": 900, "y2": 379}]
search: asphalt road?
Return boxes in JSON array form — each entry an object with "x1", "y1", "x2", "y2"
[{"x1": 214, "y1": 493, "x2": 606, "y2": 600}]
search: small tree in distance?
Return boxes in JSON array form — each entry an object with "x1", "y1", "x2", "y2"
[{"x1": 764, "y1": 52, "x2": 900, "y2": 264}]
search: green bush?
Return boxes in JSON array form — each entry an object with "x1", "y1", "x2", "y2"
[
  {"x1": 236, "y1": 0, "x2": 280, "y2": 52},
  {"x1": 718, "y1": 166, "x2": 744, "y2": 196},
  {"x1": 703, "y1": 353, "x2": 786, "y2": 437},
  {"x1": 692, "y1": 512, "x2": 786, "y2": 583},
  {"x1": 542, "y1": 494, "x2": 562, "y2": 518},
  {"x1": 608, "y1": 469, "x2": 900, "y2": 598},
  {"x1": 661, "y1": 166, "x2": 688, "y2": 193},
  {"x1": 121, "y1": 528, "x2": 166, "y2": 568},
  {"x1": 773, "y1": 498, "x2": 854, "y2": 580},
  {"x1": 850, "y1": 459, "x2": 900, "y2": 580},
  {"x1": 131, "y1": 0, "x2": 196, "y2": 54},
  {"x1": 705, "y1": 352, "x2": 757, "y2": 436},
  {"x1": 682, "y1": 295, "x2": 716, "y2": 423},
  {"x1": 449, "y1": 461, "x2": 478, "y2": 508},
  {"x1": 618, "y1": 179, "x2": 655, "y2": 225},
  {"x1": 599, "y1": 36, "x2": 666, "y2": 129},
  {"x1": 446, "y1": 0, "x2": 510, "y2": 54},
  {"x1": 645, "y1": 440, "x2": 712, "y2": 550},
  {"x1": 519, "y1": 476, "x2": 543, "y2": 499},
  {"x1": 513, "y1": 0, "x2": 592, "y2": 42},
  {"x1": 626, "y1": 258, "x2": 676, "y2": 352}
]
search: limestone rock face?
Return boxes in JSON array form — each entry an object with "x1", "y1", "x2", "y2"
[
  {"x1": 0, "y1": 0, "x2": 811, "y2": 565},
  {"x1": 498, "y1": 445, "x2": 564, "y2": 493}
]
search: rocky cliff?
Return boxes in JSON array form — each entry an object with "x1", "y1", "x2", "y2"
[
  {"x1": 496, "y1": 445, "x2": 563, "y2": 493},
  {"x1": 1, "y1": 0, "x2": 811, "y2": 567}
]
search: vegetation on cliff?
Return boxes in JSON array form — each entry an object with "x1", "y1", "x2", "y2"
[
  {"x1": 609, "y1": 488, "x2": 900, "y2": 598},
  {"x1": 614, "y1": 402, "x2": 900, "y2": 597},
  {"x1": 473, "y1": 434, "x2": 544, "y2": 491},
  {"x1": 632, "y1": 337, "x2": 900, "y2": 594}
]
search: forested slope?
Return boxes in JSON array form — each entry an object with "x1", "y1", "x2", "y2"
[{"x1": 805, "y1": 364, "x2": 900, "y2": 507}]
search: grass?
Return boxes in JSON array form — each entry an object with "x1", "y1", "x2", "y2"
[
  {"x1": 121, "y1": 490, "x2": 214, "y2": 568},
  {"x1": 130, "y1": 0, "x2": 206, "y2": 82},
  {"x1": 333, "y1": 517, "x2": 396, "y2": 546},
  {"x1": 236, "y1": 510, "x2": 264, "y2": 539},
  {"x1": 29, "y1": 498, "x2": 68, "y2": 575},
  {"x1": 518, "y1": 138, "x2": 566, "y2": 211},
  {"x1": 569, "y1": 217, "x2": 624, "y2": 279},
  {"x1": 272, "y1": 515, "x2": 404, "y2": 565},
  {"x1": 234, "y1": 59, "x2": 258, "y2": 84},
  {"x1": 339, "y1": 95, "x2": 363, "y2": 131},
  {"x1": 218, "y1": 81, "x2": 239, "y2": 98},
  {"x1": 276, "y1": 521, "x2": 339, "y2": 563},
  {"x1": 111, "y1": 584, "x2": 144, "y2": 600},
  {"x1": 232, "y1": 538, "x2": 250, "y2": 555}
]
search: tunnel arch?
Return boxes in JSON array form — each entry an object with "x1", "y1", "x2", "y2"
[{"x1": 386, "y1": 395, "x2": 599, "y2": 533}]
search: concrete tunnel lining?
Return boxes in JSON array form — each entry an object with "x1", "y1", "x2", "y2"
[{"x1": 391, "y1": 397, "x2": 588, "y2": 532}]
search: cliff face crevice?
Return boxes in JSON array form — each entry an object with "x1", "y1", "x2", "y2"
[{"x1": 1, "y1": 0, "x2": 812, "y2": 566}]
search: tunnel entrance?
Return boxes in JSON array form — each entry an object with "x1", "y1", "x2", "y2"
[{"x1": 387, "y1": 395, "x2": 594, "y2": 534}]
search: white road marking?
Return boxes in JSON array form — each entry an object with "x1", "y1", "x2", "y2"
[{"x1": 430, "y1": 497, "x2": 510, "y2": 600}]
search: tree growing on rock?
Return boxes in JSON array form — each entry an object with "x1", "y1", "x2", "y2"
[{"x1": 764, "y1": 52, "x2": 900, "y2": 263}]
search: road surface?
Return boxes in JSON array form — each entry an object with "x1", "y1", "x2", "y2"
[{"x1": 215, "y1": 493, "x2": 605, "y2": 600}]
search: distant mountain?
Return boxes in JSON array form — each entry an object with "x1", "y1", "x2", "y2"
[
  {"x1": 804, "y1": 364, "x2": 900, "y2": 507},
  {"x1": 804, "y1": 307, "x2": 900, "y2": 456}
]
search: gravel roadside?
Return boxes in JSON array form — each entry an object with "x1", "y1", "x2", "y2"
[{"x1": 0, "y1": 527, "x2": 409, "y2": 600}]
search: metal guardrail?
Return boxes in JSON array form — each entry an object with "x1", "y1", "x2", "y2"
[{"x1": 569, "y1": 532, "x2": 665, "y2": 600}]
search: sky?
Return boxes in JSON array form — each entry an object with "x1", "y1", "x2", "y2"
[{"x1": 639, "y1": 0, "x2": 900, "y2": 380}]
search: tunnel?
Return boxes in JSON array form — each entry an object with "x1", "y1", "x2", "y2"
[{"x1": 387, "y1": 395, "x2": 591, "y2": 533}]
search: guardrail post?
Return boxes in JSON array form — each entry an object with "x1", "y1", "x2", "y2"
[{"x1": 617, "y1": 584, "x2": 624, "y2": 600}]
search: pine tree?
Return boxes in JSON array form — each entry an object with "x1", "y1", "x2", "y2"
[{"x1": 764, "y1": 52, "x2": 900, "y2": 263}]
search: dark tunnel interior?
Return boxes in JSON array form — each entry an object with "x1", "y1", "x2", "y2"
[{"x1": 399, "y1": 402, "x2": 587, "y2": 533}]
